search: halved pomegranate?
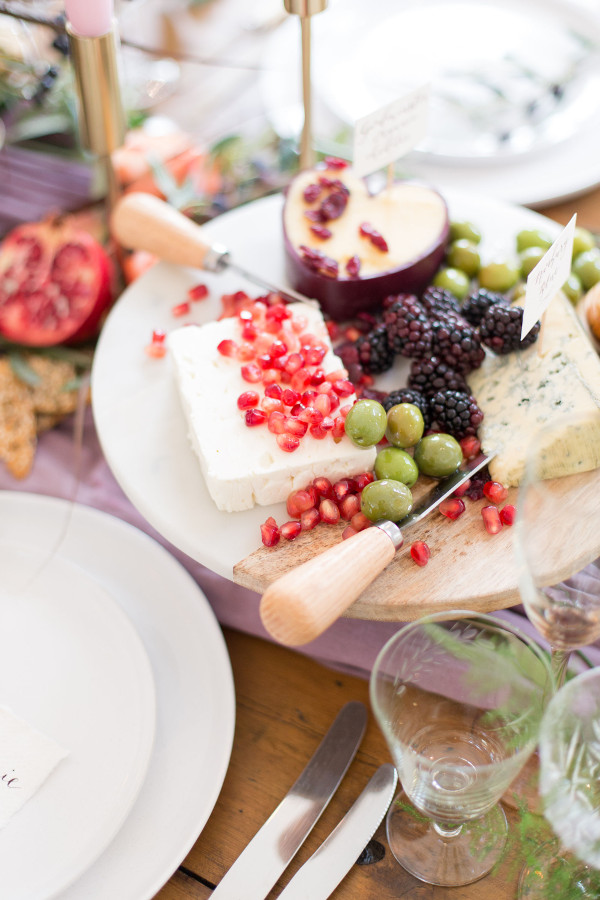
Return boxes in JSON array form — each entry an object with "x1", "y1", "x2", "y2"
[{"x1": 0, "y1": 216, "x2": 113, "y2": 346}]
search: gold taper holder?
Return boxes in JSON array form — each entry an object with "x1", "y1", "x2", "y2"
[{"x1": 284, "y1": 0, "x2": 328, "y2": 170}]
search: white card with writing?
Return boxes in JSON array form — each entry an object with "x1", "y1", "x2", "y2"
[
  {"x1": 522, "y1": 214, "x2": 577, "y2": 339},
  {"x1": 0, "y1": 706, "x2": 68, "y2": 828},
  {"x1": 352, "y1": 84, "x2": 430, "y2": 178}
]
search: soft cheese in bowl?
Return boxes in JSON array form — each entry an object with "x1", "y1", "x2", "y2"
[{"x1": 168, "y1": 299, "x2": 376, "y2": 512}]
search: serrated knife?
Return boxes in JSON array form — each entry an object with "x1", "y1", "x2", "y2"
[
  {"x1": 210, "y1": 701, "x2": 367, "y2": 900},
  {"x1": 260, "y1": 451, "x2": 496, "y2": 646},
  {"x1": 277, "y1": 764, "x2": 398, "y2": 900}
]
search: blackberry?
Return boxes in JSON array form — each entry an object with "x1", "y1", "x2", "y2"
[
  {"x1": 408, "y1": 356, "x2": 469, "y2": 397},
  {"x1": 461, "y1": 288, "x2": 509, "y2": 326},
  {"x1": 429, "y1": 390, "x2": 483, "y2": 440},
  {"x1": 420, "y1": 286, "x2": 462, "y2": 320},
  {"x1": 479, "y1": 304, "x2": 540, "y2": 354},
  {"x1": 382, "y1": 387, "x2": 431, "y2": 429},
  {"x1": 464, "y1": 467, "x2": 490, "y2": 501},
  {"x1": 335, "y1": 340, "x2": 364, "y2": 386},
  {"x1": 383, "y1": 294, "x2": 432, "y2": 358},
  {"x1": 430, "y1": 318, "x2": 485, "y2": 374},
  {"x1": 354, "y1": 324, "x2": 395, "y2": 374}
]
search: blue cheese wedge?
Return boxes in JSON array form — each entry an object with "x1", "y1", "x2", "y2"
[
  {"x1": 168, "y1": 303, "x2": 376, "y2": 512},
  {"x1": 467, "y1": 292, "x2": 600, "y2": 486}
]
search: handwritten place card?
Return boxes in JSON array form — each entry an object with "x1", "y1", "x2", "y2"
[
  {"x1": 0, "y1": 706, "x2": 68, "y2": 828},
  {"x1": 352, "y1": 85, "x2": 430, "y2": 178},
  {"x1": 522, "y1": 214, "x2": 577, "y2": 339}
]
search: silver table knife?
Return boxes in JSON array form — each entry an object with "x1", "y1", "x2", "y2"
[
  {"x1": 211, "y1": 701, "x2": 367, "y2": 899},
  {"x1": 277, "y1": 764, "x2": 398, "y2": 900}
]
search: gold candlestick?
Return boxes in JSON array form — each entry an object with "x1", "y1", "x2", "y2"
[{"x1": 284, "y1": 0, "x2": 328, "y2": 170}]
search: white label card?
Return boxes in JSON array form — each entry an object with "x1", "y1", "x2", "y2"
[
  {"x1": 0, "y1": 706, "x2": 68, "y2": 828},
  {"x1": 522, "y1": 214, "x2": 577, "y2": 339},
  {"x1": 352, "y1": 85, "x2": 430, "y2": 178}
]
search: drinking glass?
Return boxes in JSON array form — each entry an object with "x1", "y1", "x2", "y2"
[
  {"x1": 514, "y1": 409, "x2": 600, "y2": 688},
  {"x1": 519, "y1": 667, "x2": 600, "y2": 899},
  {"x1": 369, "y1": 612, "x2": 553, "y2": 887}
]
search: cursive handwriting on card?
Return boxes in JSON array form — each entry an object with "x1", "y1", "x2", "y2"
[
  {"x1": 352, "y1": 85, "x2": 430, "y2": 178},
  {"x1": 1, "y1": 770, "x2": 21, "y2": 789},
  {"x1": 522, "y1": 214, "x2": 576, "y2": 339}
]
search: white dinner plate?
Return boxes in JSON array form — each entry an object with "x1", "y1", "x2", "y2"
[
  {"x1": 0, "y1": 492, "x2": 235, "y2": 900},
  {"x1": 0, "y1": 533, "x2": 156, "y2": 899},
  {"x1": 91, "y1": 188, "x2": 561, "y2": 579}
]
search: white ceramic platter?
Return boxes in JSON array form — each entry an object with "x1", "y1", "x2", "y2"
[
  {"x1": 91, "y1": 188, "x2": 562, "y2": 580},
  {"x1": 0, "y1": 532, "x2": 156, "y2": 900},
  {"x1": 0, "y1": 492, "x2": 235, "y2": 900}
]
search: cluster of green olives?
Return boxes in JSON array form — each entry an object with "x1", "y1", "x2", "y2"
[
  {"x1": 431, "y1": 219, "x2": 598, "y2": 306},
  {"x1": 344, "y1": 399, "x2": 462, "y2": 522}
]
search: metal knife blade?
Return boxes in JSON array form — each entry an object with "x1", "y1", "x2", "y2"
[
  {"x1": 210, "y1": 701, "x2": 367, "y2": 900},
  {"x1": 277, "y1": 764, "x2": 398, "y2": 900}
]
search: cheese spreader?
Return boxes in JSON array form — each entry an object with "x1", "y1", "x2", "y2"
[
  {"x1": 110, "y1": 192, "x2": 318, "y2": 306},
  {"x1": 260, "y1": 452, "x2": 496, "y2": 647}
]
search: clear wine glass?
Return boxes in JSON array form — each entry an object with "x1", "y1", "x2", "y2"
[
  {"x1": 519, "y1": 667, "x2": 600, "y2": 899},
  {"x1": 369, "y1": 611, "x2": 553, "y2": 887},
  {"x1": 514, "y1": 409, "x2": 600, "y2": 689}
]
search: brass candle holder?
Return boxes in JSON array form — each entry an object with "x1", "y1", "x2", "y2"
[{"x1": 283, "y1": 0, "x2": 328, "y2": 170}]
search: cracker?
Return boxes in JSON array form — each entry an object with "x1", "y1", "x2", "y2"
[
  {"x1": 0, "y1": 359, "x2": 37, "y2": 479},
  {"x1": 25, "y1": 355, "x2": 80, "y2": 416}
]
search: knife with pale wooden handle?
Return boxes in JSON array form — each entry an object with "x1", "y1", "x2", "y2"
[
  {"x1": 260, "y1": 452, "x2": 495, "y2": 646},
  {"x1": 110, "y1": 192, "x2": 317, "y2": 306}
]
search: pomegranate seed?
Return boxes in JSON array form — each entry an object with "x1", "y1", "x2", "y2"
[
  {"x1": 313, "y1": 476, "x2": 334, "y2": 498},
  {"x1": 500, "y1": 504, "x2": 516, "y2": 526},
  {"x1": 290, "y1": 402, "x2": 305, "y2": 417},
  {"x1": 237, "y1": 391, "x2": 259, "y2": 410},
  {"x1": 282, "y1": 388, "x2": 300, "y2": 406},
  {"x1": 483, "y1": 481, "x2": 508, "y2": 503},
  {"x1": 245, "y1": 409, "x2": 267, "y2": 426},
  {"x1": 145, "y1": 342, "x2": 167, "y2": 358},
  {"x1": 309, "y1": 424, "x2": 327, "y2": 439},
  {"x1": 314, "y1": 393, "x2": 332, "y2": 416},
  {"x1": 340, "y1": 494, "x2": 361, "y2": 520},
  {"x1": 324, "y1": 156, "x2": 349, "y2": 169},
  {"x1": 303, "y1": 183, "x2": 322, "y2": 203},
  {"x1": 328, "y1": 393, "x2": 340, "y2": 413},
  {"x1": 188, "y1": 283, "x2": 208, "y2": 301},
  {"x1": 286, "y1": 489, "x2": 315, "y2": 518},
  {"x1": 453, "y1": 480, "x2": 471, "y2": 498},
  {"x1": 326, "y1": 368, "x2": 348, "y2": 383},
  {"x1": 333, "y1": 479, "x2": 352, "y2": 502},
  {"x1": 321, "y1": 416, "x2": 334, "y2": 431},
  {"x1": 359, "y1": 222, "x2": 389, "y2": 252},
  {"x1": 277, "y1": 433, "x2": 301, "y2": 452},
  {"x1": 291, "y1": 370, "x2": 312, "y2": 392},
  {"x1": 303, "y1": 346, "x2": 326, "y2": 366},
  {"x1": 261, "y1": 397, "x2": 284, "y2": 414},
  {"x1": 268, "y1": 411, "x2": 287, "y2": 434},
  {"x1": 300, "y1": 508, "x2": 321, "y2": 531},
  {"x1": 260, "y1": 520, "x2": 280, "y2": 547},
  {"x1": 241, "y1": 322, "x2": 257, "y2": 341},
  {"x1": 270, "y1": 340, "x2": 288, "y2": 357},
  {"x1": 355, "y1": 472, "x2": 375, "y2": 491},
  {"x1": 439, "y1": 498, "x2": 466, "y2": 520},
  {"x1": 284, "y1": 353, "x2": 304, "y2": 375},
  {"x1": 238, "y1": 308, "x2": 253, "y2": 322},
  {"x1": 265, "y1": 383, "x2": 283, "y2": 400},
  {"x1": 342, "y1": 525, "x2": 357, "y2": 540},
  {"x1": 331, "y1": 379, "x2": 355, "y2": 397},
  {"x1": 299, "y1": 406, "x2": 324, "y2": 425},
  {"x1": 350, "y1": 512, "x2": 371, "y2": 532},
  {"x1": 346, "y1": 255, "x2": 361, "y2": 277},
  {"x1": 262, "y1": 369, "x2": 281, "y2": 384},
  {"x1": 237, "y1": 342, "x2": 256, "y2": 361},
  {"x1": 172, "y1": 301, "x2": 190, "y2": 317},
  {"x1": 319, "y1": 499, "x2": 341, "y2": 525},
  {"x1": 309, "y1": 369, "x2": 325, "y2": 386},
  {"x1": 482, "y1": 506, "x2": 503, "y2": 535},
  {"x1": 151, "y1": 329, "x2": 166, "y2": 344},
  {"x1": 217, "y1": 339, "x2": 237, "y2": 357},
  {"x1": 410, "y1": 541, "x2": 430, "y2": 566},
  {"x1": 310, "y1": 225, "x2": 332, "y2": 240},
  {"x1": 281, "y1": 521, "x2": 302, "y2": 541},
  {"x1": 306, "y1": 486, "x2": 319, "y2": 507},
  {"x1": 257, "y1": 353, "x2": 274, "y2": 369},
  {"x1": 460, "y1": 436, "x2": 481, "y2": 460},
  {"x1": 285, "y1": 417, "x2": 309, "y2": 437},
  {"x1": 301, "y1": 389, "x2": 319, "y2": 406},
  {"x1": 331, "y1": 417, "x2": 346, "y2": 441},
  {"x1": 339, "y1": 404, "x2": 353, "y2": 417},
  {"x1": 241, "y1": 363, "x2": 262, "y2": 383}
]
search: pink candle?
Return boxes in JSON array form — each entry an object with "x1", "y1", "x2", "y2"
[{"x1": 65, "y1": 0, "x2": 114, "y2": 37}]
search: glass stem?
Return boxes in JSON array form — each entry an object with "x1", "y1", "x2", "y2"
[
  {"x1": 433, "y1": 821, "x2": 464, "y2": 839},
  {"x1": 551, "y1": 648, "x2": 571, "y2": 689}
]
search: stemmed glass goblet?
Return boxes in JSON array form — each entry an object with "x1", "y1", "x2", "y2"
[{"x1": 369, "y1": 612, "x2": 553, "y2": 887}]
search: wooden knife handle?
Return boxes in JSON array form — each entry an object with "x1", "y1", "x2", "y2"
[
  {"x1": 259, "y1": 526, "x2": 398, "y2": 646},
  {"x1": 110, "y1": 192, "x2": 221, "y2": 270}
]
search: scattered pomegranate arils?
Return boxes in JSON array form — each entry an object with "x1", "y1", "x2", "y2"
[
  {"x1": 145, "y1": 341, "x2": 167, "y2": 359},
  {"x1": 346, "y1": 255, "x2": 361, "y2": 278},
  {"x1": 354, "y1": 472, "x2": 375, "y2": 491},
  {"x1": 303, "y1": 183, "x2": 322, "y2": 203},
  {"x1": 500, "y1": 504, "x2": 516, "y2": 526},
  {"x1": 245, "y1": 409, "x2": 267, "y2": 426},
  {"x1": 333, "y1": 479, "x2": 352, "y2": 502},
  {"x1": 281, "y1": 521, "x2": 302, "y2": 541},
  {"x1": 324, "y1": 156, "x2": 349, "y2": 169},
  {"x1": 237, "y1": 342, "x2": 257, "y2": 361},
  {"x1": 326, "y1": 368, "x2": 348, "y2": 383},
  {"x1": 260, "y1": 520, "x2": 280, "y2": 547},
  {"x1": 439, "y1": 497, "x2": 466, "y2": 520},
  {"x1": 277, "y1": 433, "x2": 301, "y2": 452},
  {"x1": 217, "y1": 339, "x2": 237, "y2": 357},
  {"x1": 284, "y1": 353, "x2": 304, "y2": 375},
  {"x1": 339, "y1": 494, "x2": 361, "y2": 520},
  {"x1": 257, "y1": 353, "x2": 274, "y2": 370},
  {"x1": 300, "y1": 508, "x2": 321, "y2": 531},
  {"x1": 282, "y1": 388, "x2": 301, "y2": 406},
  {"x1": 309, "y1": 368, "x2": 326, "y2": 386},
  {"x1": 314, "y1": 393, "x2": 332, "y2": 416},
  {"x1": 261, "y1": 397, "x2": 284, "y2": 414},
  {"x1": 263, "y1": 383, "x2": 283, "y2": 400},
  {"x1": 287, "y1": 488, "x2": 316, "y2": 518},
  {"x1": 326, "y1": 320, "x2": 341, "y2": 341},
  {"x1": 313, "y1": 476, "x2": 334, "y2": 498},
  {"x1": 460, "y1": 436, "x2": 481, "y2": 460},
  {"x1": 309, "y1": 424, "x2": 327, "y2": 439},
  {"x1": 299, "y1": 406, "x2": 324, "y2": 425},
  {"x1": 237, "y1": 391, "x2": 259, "y2": 410},
  {"x1": 482, "y1": 506, "x2": 503, "y2": 534},
  {"x1": 483, "y1": 481, "x2": 508, "y2": 503},
  {"x1": 285, "y1": 416, "x2": 309, "y2": 437},
  {"x1": 268, "y1": 411, "x2": 287, "y2": 433},
  {"x1": 359, "y1": 222, "x2": 389, "y2": 252},
  {"x1": 241, "y1": 362, "x2": 262, "y2": 383},
  {"x1": 188, "y1": 283, "x2": 208, "y2": 301},
  {"x1": 350, "y1": 511, "x2": 372, "y2": 532},
  {"x1": 331, "y1": 417, "x2": 346, "y2": 440},
  {"x1": 172, "y1": 301, "x2": 190, "y2": 317},
  {"x1": 301, "y1": 389, "x2": 319, "y2": 405},
  {"x1": 453, "y1": 479, "x2": 471, "y2": 498},
  {"x1": 319, "y1": 498, "x2": 341, "y2": 525},
  {"x1": 331, "y1": 379, "x2": 355, "y2": 397},
  {"x1": 270, "y1": 339, "x2": 288, "y2": 357},
  {"x1": 410, "y1": 541, "x2": 430, "y2": 567},
  {"x1": 266, "y1": 304, "x2": 290, "y2": 324},
  {"x1": 306, "y1": 485, "x2": 319, "y2": 507},
  {"x1": 261, "y1": 369, "x2": 281, "y2": 385},
  {"x1": 151, "y1": 329, "x2": 166, "y2": 344},
  {"x1": 241, "y1": 322, "x2": 257, "y2": 341},
  {"x1": 290, "y1": 402, "x2": 305, "y2": 416},
  {"x1": 310, "y1": 225, "x2": 332, "y2": 240},
  {"x1": 342, "y1": 525, "x2": 357, "y2": 541}
]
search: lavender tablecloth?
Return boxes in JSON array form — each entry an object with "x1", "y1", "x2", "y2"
[{"x1": 3, "y1": 409, "x2": 599, "y2": 677}]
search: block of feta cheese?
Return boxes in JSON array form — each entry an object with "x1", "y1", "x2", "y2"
[
  {"x1": 467, "y1": 292, "x2": 600, "y2": 486},
  {"x1": 168, "y1": 302, "x2": 377, "y2": 512}
]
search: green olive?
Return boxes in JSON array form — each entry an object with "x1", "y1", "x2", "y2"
[
  {"x1": 519, "y1": 246, "x2": 546, "y2": 278},
  {"x1": 572, "y1": 227, "x2": 596, "y2": 259},
  {"x1": 449, "y1": 220, "x2": 482, "y2": 245},
  {"x1": 512, "y1": 282, "x2": 527, "y2": 302},
  {"x1": 360, "y1": 479, "x2": 413, "y2": 522},
  {"x1": 385, "y1": 403, "x2": 425, "y2": 449},
  {"x1": 413, "y1": 433, "x2": 463, "y2": 478},
  {"x1": 516, "y1": 228, "x2": 553, "y2": 253},
  {"x1": 562, "y1": 272, "x2": 583, "y2": 305},
  {"x1": 446, "y1": 239, "x2": 481, "y2": 278},
  {"x1": 572, "y1": 248, "x2": 600, "y2": 291},
  {"x1": 478, "y1": 261, "x2": 520, "y2": 293},
  {"x1": 344, "y1": 399, "x2": 387, "y2": 447},
  {"x1": 432, "y1": 267, "x2": 471, "y2": 301},
  {"x1": 374, "y1": 447, "x2": 419, "y2": 487}
]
